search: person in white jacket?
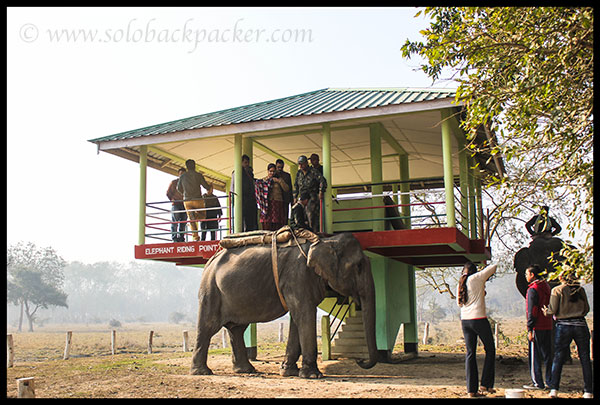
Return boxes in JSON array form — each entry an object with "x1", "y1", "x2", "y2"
[{"x1": 456, "y1": 261, "x2": 498, "y2": 397}]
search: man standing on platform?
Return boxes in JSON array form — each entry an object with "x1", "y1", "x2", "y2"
[
  {"x1": 275, "y1": 158, "x2": 293, "y2": 225},
  {"x1": 230, "y1": 154, "x2": 258, "y2": 232},
  {"x1": 294, "y1": 155, "x2": 327, "y2": 233},
  {"x1": 166, "y1": 167, "x2": 187, "y2": 242},
  {"x1": 177, "y1": 159, "x2": 211, "y2": 241}
]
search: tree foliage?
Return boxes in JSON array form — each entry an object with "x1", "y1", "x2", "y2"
[
  {"x1": 402, "y1": 7, "x2": 593, "y2": 282},
  {"x1": 7, "y1": 242, "x2": 68, "y2": 331}
]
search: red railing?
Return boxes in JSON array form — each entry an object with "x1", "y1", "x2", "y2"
[{"x1": 144, "y1": 193, "x2": 232, "y2": 242}]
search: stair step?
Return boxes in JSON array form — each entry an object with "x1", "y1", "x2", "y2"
[
  {"x1": 344, "y1": 316, "x2": 364, "y2": 325},
  {"x1": 334, "y1": 336, "x2": 366, "y2": 345},
  {"x1": 332, "y1": 345, "x2": 369, "y2": 355},
  {"x1": 330, "y1": 311, "x2": 369, "y2": 360},
  {"x1": 336, "y1": 330, "x2": 365, "y2": 339},
  {"x1": 339, "y1": 324, "x2": 364, "y2": 332},
  {"x1": 331, "y1": 348, "x2": 369, "y2": 357}
]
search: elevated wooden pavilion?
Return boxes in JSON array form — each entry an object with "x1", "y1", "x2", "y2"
[{"x1": 89, "y1": 87, "x2": 504, "y2": 357}]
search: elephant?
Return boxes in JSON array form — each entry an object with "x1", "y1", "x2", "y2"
[
  {"x1": 190, "y1": 232, "x2": 378, "y2": 378},
  {"x1": 383, "y1": 195, "x2": 406, "y2": 230},
  {"x1": 514, "y1": 236, "x2": 565, "y2": 298}
]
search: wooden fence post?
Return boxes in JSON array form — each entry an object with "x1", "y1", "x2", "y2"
[
  {"x1": 321, "y1": 316, "x2": 331, "y2": 361},
  {"x1": 422, "y1": 323, "x2": 430, "y2": 345},
  {"x1": 17, "y1": 377, "x2": 35, "y2": 398},
  {"x1": 7, "y1": 334, "x2": 14, "y2": 368},
  {"x1": 182, "y1": 330, "x2": 189, "y2": 352},
  {"x1": 111, "y1": 330, "x2": 116, "y2": 355},
  {"x1": 147, "y1": 330, "x2": 154, "y2": 354},
  {"x1": 63, "y1": 331, "x2": 72, "y2": 360},
  {"x1": 221, "y1": 328, "x2": 228, "y2": 348}
]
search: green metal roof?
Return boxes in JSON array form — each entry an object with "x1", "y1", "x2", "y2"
[{"x1": 89, "y1": 87, "x2": 456, "y2": 143}]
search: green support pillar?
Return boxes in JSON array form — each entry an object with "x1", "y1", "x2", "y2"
[
  {"x1": 322, "y1": 123, "x2": 333, "y2": 234},
  {"x1": 398, "y1": 153, "x2": 417, "y2": 353},
  {"x1": 225, "y1": 179, "x2": 232, "y2": 235},
  {"x1": 290, "y1": 164, "x2": 298, "y2": 197},
  {"x1": 399, "y1": 154, "x2": 411, "y2": 229},
  {"x1": 441, "y1": 109, "x2": 456, "y2": 228},
  {"x1": 474, "y1": 167, "x2": 484, "y2": 240},
  {"x1": 138, "y1": 145, "x2": 147, "y2": 245},
  {"x1": 242, "y1": 136, "x2": 253, "y2": 167},
  {"x1": 457, "y1": 136, "x2": 469, "y2": 236},
  {"x1": 369, "y1": 124, "x2": 384, "y2": 232},
  {"x1": 367, "y1": 253, "x2": 410, "y2": 355},
  {"x1": 468, "y1": 156, "x2": 477, "y2": 239},
  {"x1": 402, "y1": 263, "x2": 418, "y2": 354},
  {"x1": 234, "y1": 134, "x2": 243, "y2": 234},
  {"x1": 243, "y1": 323, "x2": 257, "y2": 360}
]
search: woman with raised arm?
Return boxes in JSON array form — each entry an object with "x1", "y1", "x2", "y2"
[{"x1": 456, "y1": 261, "x2": 497, "y2": 397}]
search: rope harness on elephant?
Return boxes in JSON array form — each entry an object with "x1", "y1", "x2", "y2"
[{"x1": 219, "y1": 226, "x2": 320, "y2": 312}]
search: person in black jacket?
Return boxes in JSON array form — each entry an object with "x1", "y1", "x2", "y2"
[
  {"x1": 230, "y1": 154, "x2": 258, "y2": 232},
  {"x1": 290, "y1": 192, "x2": 311, "y2": 231},
  {"x1": 201, "y1": 184, "x2": 222, "y2": 241},
  {"x1": 525, "y1": 206, "x2": 561, "y2": 239}
]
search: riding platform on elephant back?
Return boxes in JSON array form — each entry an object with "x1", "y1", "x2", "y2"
[{"x1": 89, "y1": 87, "x2": 506, "y2": 377}]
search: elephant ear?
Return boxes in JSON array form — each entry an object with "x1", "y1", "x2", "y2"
[
  {"x1": 307, "y1": 240, "x2": 338, "y2": 283},
  {"x1": 514, "y1": 247, "x2": 531, "y2": 298}
]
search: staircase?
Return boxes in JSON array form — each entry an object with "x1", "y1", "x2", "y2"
[{"x1": 331, "y1": 310, "x2": 369, "y2": 359}]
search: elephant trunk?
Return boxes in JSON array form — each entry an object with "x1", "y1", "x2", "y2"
[{"x1": 356, "y1": 259, "x2": 378, "y2": 369}]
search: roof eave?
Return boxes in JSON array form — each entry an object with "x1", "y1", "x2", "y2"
[{"x1": 91, "y1": 97, "x2": 461, "y2": 151}]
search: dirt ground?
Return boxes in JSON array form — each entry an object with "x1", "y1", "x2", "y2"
[
  {"x1": 6, "y1": 347, "x2": 591, "y2": 398},
  {"x1": 5, "y1": 321, "x2": 592, "y2": 398}
]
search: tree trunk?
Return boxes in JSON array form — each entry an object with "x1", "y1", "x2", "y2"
[
  {"x1": 18, "y1": 300, "x2": 24, "y2": 332},
  {"x1": 24, "y1": 301, "x2": 34, "y2": 332}
]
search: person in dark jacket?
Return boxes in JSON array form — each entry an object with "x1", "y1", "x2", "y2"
[
  {"x1": 201, "y1": 184, "x2": 222, "y2": 241},
  {"x1": 523, "y1": 264, "x2": 553, "y2": 391},
  {"x1": 525, "y1": 206, "x2": 562, "y2": 239},
  {"x1": 166, "y1": 167, "x2": 187, "y2": 242},
  {"x1": 230, "y1": 154, "x2": 258, "y2": 232},
  {"x1": 290, "y1": 192, "x2": 311, "y2": 231},
  {"x1": 294, "y1": 155, "x2": 327, "y2": 233}
]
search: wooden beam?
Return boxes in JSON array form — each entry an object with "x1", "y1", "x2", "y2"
[
  {"x1": 147, "y1": 145, "x2": 230, "y2": 183},
  {"x1": 252, "y1": 140, "x2": 297, "y2": 168},
  {"x1": 379, "y1": 123, "x2": 408, "y2": 156}
]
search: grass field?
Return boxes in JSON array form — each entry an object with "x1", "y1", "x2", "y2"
[{"x1": 6, "y1": 317, "x2": 593, "y2": 398}]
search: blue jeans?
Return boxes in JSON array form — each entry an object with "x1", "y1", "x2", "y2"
[
  {"x1": 171, "y1": 203, "x2": 187, "y2": 242},
  {"x1": 548, "y1": 322, "x2": 593, "y2": 393},
  {"x1": 461, "y1": 318, "x2": 496, "y2": 393}
]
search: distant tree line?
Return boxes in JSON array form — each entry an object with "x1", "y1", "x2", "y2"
[{"x1": 7, "y1": 242, "x2": 203, "y2": 330}]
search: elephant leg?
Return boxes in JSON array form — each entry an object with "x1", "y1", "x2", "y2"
[
  {"x1": 280, "y1": 317, "x2": 300, "y2": 376},
  {"x1": 190, "y1": 290, "x2": 224, "y2": 376},
  {"x1": 294, "y1": 310, "x2": 323, "y2": 379},
  {"x1": 190, "y1": 317, "x2": 220, "y2": 375},
  {"x1": 226, "y1": 323, "x2": 257, "y2": 374}
]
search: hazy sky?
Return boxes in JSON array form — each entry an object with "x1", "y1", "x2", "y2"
[{"x1": 7, "y1": 7, "x2": 445, "y2": 263}]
